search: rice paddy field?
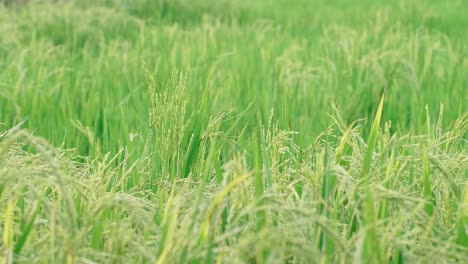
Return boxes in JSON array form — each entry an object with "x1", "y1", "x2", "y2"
[{"x1": 0, "y1": 0, "x2": 467, "y2": 263}]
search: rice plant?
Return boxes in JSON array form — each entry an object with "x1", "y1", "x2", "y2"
[{"x1": 0, "y1": 0, "x2": 467, "y2": 263}]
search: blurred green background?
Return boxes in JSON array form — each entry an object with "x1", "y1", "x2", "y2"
[{"x1": 0, "y1": 0, "x2": 466, "y2": 157}]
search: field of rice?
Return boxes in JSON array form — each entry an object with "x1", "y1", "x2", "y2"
[{"x1": 0, "y1": 0, "x2": 467, "y2": 263}]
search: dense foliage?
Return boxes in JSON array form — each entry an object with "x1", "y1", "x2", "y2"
[{"x1": 0, "y1": 0, "x2": 467, "y2": 263}]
